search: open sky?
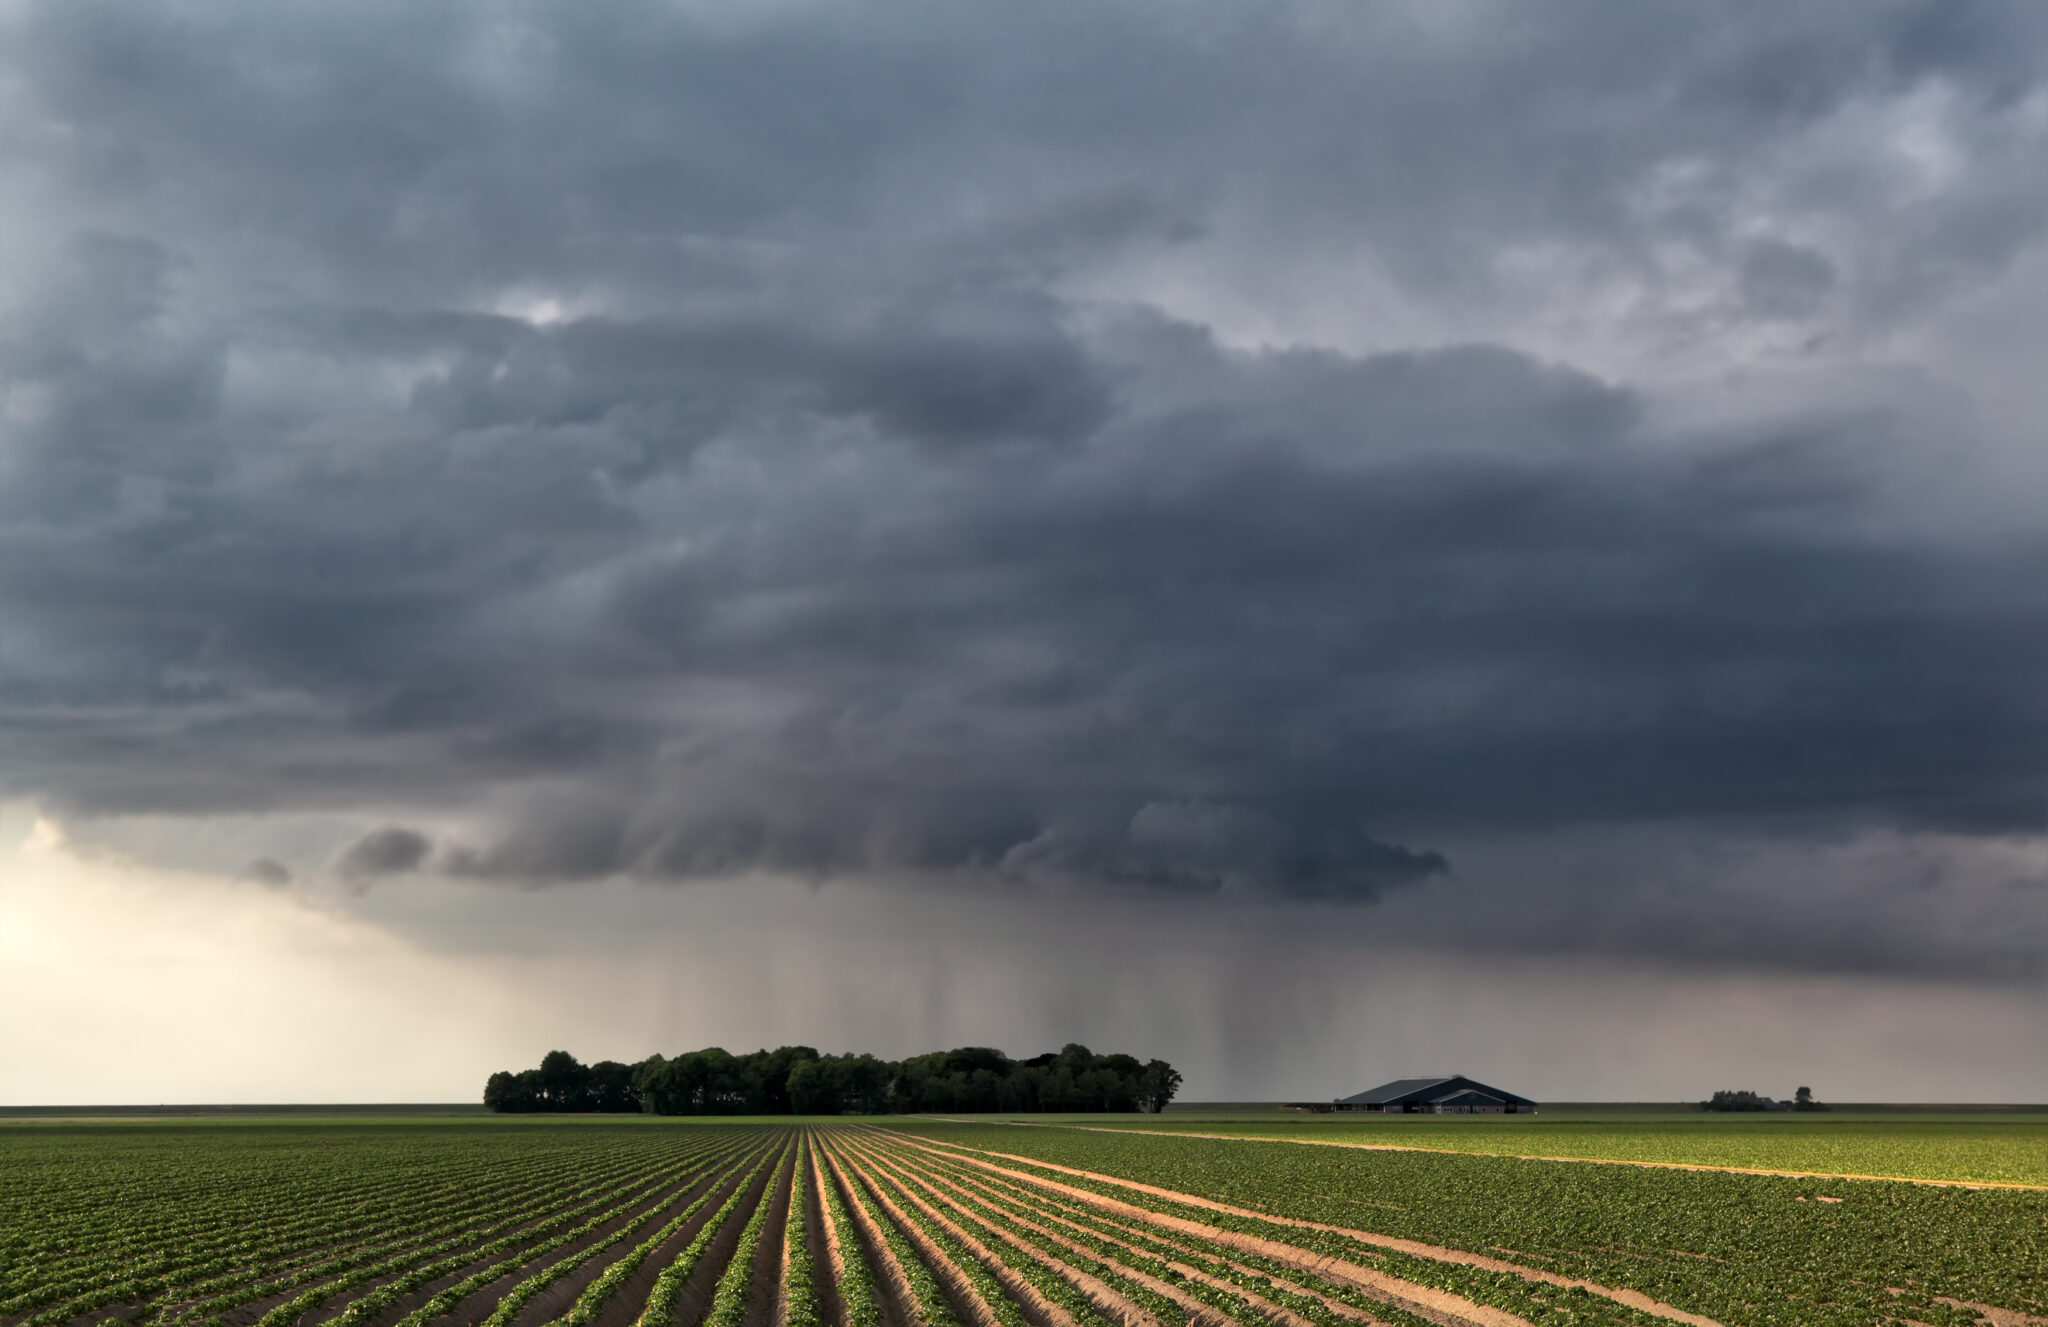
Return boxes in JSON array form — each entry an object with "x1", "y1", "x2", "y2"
[{"x1": 3, "y1": 0, "x2": 2046, "y2": 1105}]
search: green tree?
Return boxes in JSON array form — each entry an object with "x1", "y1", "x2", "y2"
[
  {"x1": 521, "y1": 1042, "x2": 1174, "y2": 1116},
  {"x1": 1138, "y1": 1059, "x2": 1182, "y2": 1113}
]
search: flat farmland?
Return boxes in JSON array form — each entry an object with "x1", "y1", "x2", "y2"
[
  {"x1": 937, "y1": 1111, "x2": 2048, "y2": 1187},
  {"x1": 4, "y1": 1119, "x2": 2044, "y2": 1327}
]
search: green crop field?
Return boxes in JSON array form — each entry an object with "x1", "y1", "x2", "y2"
[
  {"x1": 932, "y1": 1109, "x2": 2048, "y2": 1186},
  {"x1": 3, "y1": 1116, "x2": 2043, "y2": 1327}
]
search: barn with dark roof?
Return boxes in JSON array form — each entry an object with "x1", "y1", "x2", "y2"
[{"x1": 1303, "y1": 1074, "x2": 1537, "y2": 1114}]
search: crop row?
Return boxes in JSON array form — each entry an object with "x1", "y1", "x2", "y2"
[
  {"x1": 1063, "y1": 1116, "x2": 2048, "y2": 1188},
  {"x1": 2, "y1": 1127, "x2": 772, "y2": 1327},
  {"x1": 11, "y1": 1133, "x2": 745, "y2": 1327},
  {"x1": 883, "y1": 1121, "x2": 2048, "y2": 1327},
  {"x1": 16, "y1": 1120, "x2": 2041, "y2": 1327},
  {"x1": 6, "y1": 1140, "x2": 610, "y2": 1302},
  {"x1": 825, "y1": 1128, "x2": 1443, "y2": 1327},
  {"x1": 0, "y1": 1122, "x2": 1722, "y2": 1327}
]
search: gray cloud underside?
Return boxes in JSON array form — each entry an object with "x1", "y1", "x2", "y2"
[{"x1": 2, "y1": 1, "x2": 2047, "y2": 943}]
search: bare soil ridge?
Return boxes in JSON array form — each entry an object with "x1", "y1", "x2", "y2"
[
  {"x1": 868, "y1": 1133, "x2": 1514, "y2": 1327},
  {"x1": 885, "y1": 1129, "x2": 1721, "y2": 1327},
  {"x1": 834, "y1": 1137, "x2": 1079, "y2": 1327},
  {"x1": 816, "y1": 1142, "x2": 921, "y2": 1327},
  {"x1": 875, "y1": 1146, "x2": 1402, "y2": 1327},
  {"x1": 844, "y1": 1142, "x2": 1160, "y2": 1327}
]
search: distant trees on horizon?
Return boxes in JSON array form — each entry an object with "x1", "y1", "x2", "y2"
[
  {"x1": 484, "y1": 1044, "x2": 1183, "y2": 1115},
  {"x1": 483, "y1": 1051, "x2": 643, "y2": 1113},
  {"x1": 1702, "y1": 1086, "x2": 1828, "y2": 1112}
]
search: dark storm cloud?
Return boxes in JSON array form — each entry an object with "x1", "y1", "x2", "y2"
[
  {"x1": 337, "y1": 828, "x2": 433, "y2": 883},
  {"x1": 2, "y1": 2, "x2": 2047, "y2": 953}
]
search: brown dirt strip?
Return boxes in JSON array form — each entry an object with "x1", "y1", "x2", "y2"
[
  {"x1": 901, "y1": 1133, "x2": 1712, "y2": 1327},
  {"x1": 886, "y1": 1149, "x2": 1405, "y2": 1327},
  {"x1": 1050, "y1": 1209, "x2": 1385, "y2": 1327},
  {"x1": 742, "y1": 1145, "x2": 799, "y2": 1327},
  {"x1": 839, "y1": 1138, "x2": 1269, "y2": 1327},
  {"x1": 816, "y1": 1144, "x2": 920, "y2": 1327},
  {"x1": 884, "y1": 1132, "x2": 1702, "y2": 1327},
  {"x1": 1160, "y1": 1246, "x2": 1400, "y2": 1327},
  {"x1": 665, "y1": 1144, "x2": 788, "y2": 1327},
  {"x1": 943, "y1": 1121, "x2": 2048, "y2": 1194},
  {"x1": 838, "y1": 1136, "x2": 1244, "y2": 1327},
  {"x1": 832, "y1": 1136, "x2": 1080, "y2": 1327},
  {"x1": 803, "y1": 1138, "x2": 851, "y2": 1327},
  {"x1": 831, "y1": 1144, "x2": 1006, "y2": 1327},
  {"x1": 928, "y1": 1188, "x2": 1221, "y2": 1327},
  {"x1": 866, "y1": 1139, "x2": 1403, "y2": 1327},
  {"x1": 775, "y1": 1173, "x2": 793, "y2": 1327},
  {"x1": 825, "y1": 1142, "x2": 1155, "y2": 1327},
  {"x1": 921, "y1": 1157, "x2": 1512, "y2": 1327},
  {"x1": 589, "y1": 1143, "x2": 781, "y2": 1327},
  {"x1": 1937, "y1": 1300, "x2": 2048, "y2": 1327}
]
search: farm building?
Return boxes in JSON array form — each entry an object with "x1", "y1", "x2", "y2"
[{"x1": 1295, "y1": 1075, "x2": 1537, "y2": 1114}]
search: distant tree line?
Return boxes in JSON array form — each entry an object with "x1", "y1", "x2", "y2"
[
  {"x1": 1702, "y1": 1086, "x2": 1827, "y2": 1112},
  {"x1": 483, "y1": 1051, "x2": 644, "y2": 1113},
  {"x1": 484, "y1": 1044, "x2": 1182, "y2": 1115}
]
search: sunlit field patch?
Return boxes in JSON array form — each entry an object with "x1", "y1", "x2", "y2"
[{"x1": 934, "y1": 1109, "x2": 2048, "y2": 1186}]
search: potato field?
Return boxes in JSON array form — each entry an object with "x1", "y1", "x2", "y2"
[
  {"x1": 1034, "y1": 1113, "x2": 2048, "y2": 1187},
  {"x1": 3, "y1": 1120, "x2": 2043, "y2": 1327}
]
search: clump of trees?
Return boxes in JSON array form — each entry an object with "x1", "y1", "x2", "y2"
[
  {"x1": 636, "y1": 1047, "x2": 889, "y2": 1115},
  {"x1": 1701, "y1": 1086, "x2": 1827, "y2": 1112},
  {"x1": 484, "y1": 1051, "x2": 643, "y2": 1113},
  {"x1": 889, "y1": 1045, "x2": 1182, "y2": 1114},
  {"x1": 484, "y1": 1043, "x2": 1182, "y2": 1115}
]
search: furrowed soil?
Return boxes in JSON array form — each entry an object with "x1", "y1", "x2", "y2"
[{"x1": 8, "y1": 1118, "x2": 2045, "y2": 1327}]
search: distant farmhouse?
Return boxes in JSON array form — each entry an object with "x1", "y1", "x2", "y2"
[{"x1": 1290, "y1": 1075, "x2": 1538, "y2": 1114}]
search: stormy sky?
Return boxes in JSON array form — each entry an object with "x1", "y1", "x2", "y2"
[{"x1": 3, "y1": 0, "x2": 2047, "y2": 1103}]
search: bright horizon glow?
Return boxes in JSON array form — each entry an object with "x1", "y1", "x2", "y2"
[{"x1": 7, "y1": 803, "x2": 2044, "y2": 1107}]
